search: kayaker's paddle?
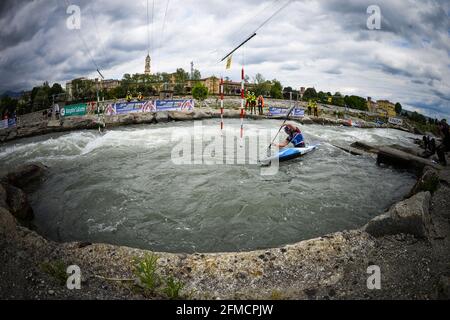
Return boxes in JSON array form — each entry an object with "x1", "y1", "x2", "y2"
[{"x1": 267, "y1": 105, "x2": 296, "y2": 154}]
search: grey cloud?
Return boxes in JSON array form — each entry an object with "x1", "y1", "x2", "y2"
[{"x1": 0, "y1": 0, "x2": 449, "y2": 119}]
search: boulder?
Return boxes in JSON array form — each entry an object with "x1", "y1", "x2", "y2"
[
  {"x1": 47, "y1": 120, "x2": 62, "y2": 128},
  {"x1": 0, "y1": 207, "x2": 17, "y2": 239},
  {"x1": 5, "y1": 163, "x2": 47, "y2": 189},
  {"x1": 62, "y1": 117, "x2": 97, "y2": 130},
  {"x1": 168, "y1": 111, "x2": 194, "y2": 121},
  {"x1": 135, "y1": 113, "x2": 155, "y2": 124},
  {"x1": 6, "y1": 129, "x2": 18, "y2": 141},
  {"x1": 104, "y1": 115, "x2": 120, "y2": 125},
  {"x1": 364, "y1": 192, "x2": 432, "y2": 238},
  {"x1": 193, "y1": 109, "x2": 212, "y2": 120},
  {"x1": 223, "y1": 109, "x2": 242, "y2": 119},
  {"x1": 301, "y1": 117, "x2": 314, "y2": 125},
  {"x1": 0, "y1": 184, "x2": 8, "y2": 209},
  {"x1": 408, "y1": 166, "x2": 440, "y2": 196},
  {"x1": 4, "y1": 184, "x2": 34, "y2": 221},
  {"x1": 118, "y1": 114, "x2": 136, "y2": 125},
  {"x1": 154, "y1": 112, "x2": 169, "y2": 123}
]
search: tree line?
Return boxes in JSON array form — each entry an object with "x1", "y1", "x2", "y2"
[
  {"x1": 1, "y1": 70, "x2": 438, "y2": 127},
  {"x1": 1, "y1": 82, "x2": 64, "y2": 117}
]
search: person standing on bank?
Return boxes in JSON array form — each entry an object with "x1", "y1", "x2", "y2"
[
  {"x1": 257, "y1": 95, "x2": 264, "y2": 115},
  {"x1": 437, "y1": 119, "x2": 450, "y2": 166}
]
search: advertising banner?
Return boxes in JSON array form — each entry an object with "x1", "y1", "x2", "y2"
[
  {"x1": 292, "y1": 108, "x2": 305, "y2": 118},
  {"x1": 268, "y1": 107, "x2": 288, "y2": 117},
  {"x1": 104, "y1": 101, "x2": 156, "y2": 116},
  {"x1": 0, "y1": 119, "x2": 8, "y2": 130},
  {"x1": 7, "y1": 118, "x2": 16, "y2": 128},
  {"x1": 155, "y1": 99, "x2": 195, "y2": 112},
  {"x1": 388, "y1": 117, "x2": 403, "y2": 126},
  {"x1": 61, "y1": 104, "x2": 87, "y2": 117},
  {"x1": 0, "y1": 118, "x2": 17, "y2": 130},
  {"x1": 268, "y1": 107, "x2": 305, "y2": 118},
  {"x1": 104, "y1": 100, "x2": 194, "y2": 116}
]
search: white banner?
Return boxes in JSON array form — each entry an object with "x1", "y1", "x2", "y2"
[
  {"x1": 388, "y1": 117, "x2": 403, "y2": 126},
  {"x1": 0, "y1": 119, "x2": 8, "y2": 130}
]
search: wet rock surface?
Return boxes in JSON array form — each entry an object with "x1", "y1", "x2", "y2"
[
  {"x1": 364, "y1": 192, "x2": 432, "y2": 238},
  {"x1": 3, "y1": 184, "x2": 34, "y2": 221}
]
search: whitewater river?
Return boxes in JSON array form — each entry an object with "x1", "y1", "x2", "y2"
[{"x1": 0, "y1": 119, "x2": 419, "y2": 253}]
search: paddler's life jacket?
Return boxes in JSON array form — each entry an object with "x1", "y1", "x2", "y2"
[
  {"x1": 286, "y1": 127, "x2": 305, "y2": 147},
  {"x1": 258, "y1": 96, "x2": 264, "y2": 107}
]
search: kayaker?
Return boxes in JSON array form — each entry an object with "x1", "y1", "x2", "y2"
[{"x1": 272, "y1": 124, "x2": 306, "y2": 148}]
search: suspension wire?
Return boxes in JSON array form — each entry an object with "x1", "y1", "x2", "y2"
[
  {"x1": 147, "y1": 0, "x2": 151, "y2": 55},
  {"x1": 253, "y1": 0, "x2": 293, "y2": 33},
  {"x1": 151, "y1": 0, "x2": 155, "y2": 62},
  {"x1": 88, "y1": 3, "x2": 108, "y2": 68},
  {"x1": 227, "y1": 0, "x2": 281, "y2": 44},
  {"x1": 218, "y1": 0, "x2": 292, "y2": 65},
  {"x1": 156, "y1": 0, "x2": 170, "y2": 74},
  {"x1": 62, "y1": 0, "x2": 104, "y2": 79}
]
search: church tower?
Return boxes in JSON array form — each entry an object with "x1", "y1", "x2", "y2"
[{"x1": 145, "y1": 54, "x2": 151, "y2": 75}]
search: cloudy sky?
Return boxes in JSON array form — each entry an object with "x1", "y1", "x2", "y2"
[{"x1": 0, "y1": 0, "x2": 449, "y2": 118}]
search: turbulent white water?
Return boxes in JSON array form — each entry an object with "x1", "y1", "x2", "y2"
[{"x1": 0, "y1": 119, "x2": 418, "y2": 253}]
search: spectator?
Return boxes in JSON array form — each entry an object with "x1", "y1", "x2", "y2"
[
  {"x1": 257, "y1": 95, "x2": 264, "y2": 115},
  {"x1": 423, "y1": 136, "x2": 429, "y2": 150},
  {"x1": 430, "y1": 138, "x2": 436, "y2": 154},
  {"x1": 54, "y1": 104, "x2": 60, "y2": 120},
  {"x1": 436, "y1": 119, "x2": 450, "y2": 166}
]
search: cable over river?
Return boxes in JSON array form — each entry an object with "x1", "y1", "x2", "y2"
[{"x1": 0, "y1": 119, "x2": 418, "y2": 253}]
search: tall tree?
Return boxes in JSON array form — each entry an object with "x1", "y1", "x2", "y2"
[
  {"x1": 395, "y1": 102, "x2": 402, "y2": 115},
  {"x1": 270, "y1": 79, "x2": 283, "y2": 99},
  {"x1": 174, "y1": 68, "x2": 189, "y2": 94},
  {"x1": 191, "y1": 69, "x2": 201, "y2": 80},
  {"x1": 303, "y1": 88, "x2": 317, "y2": 101}
]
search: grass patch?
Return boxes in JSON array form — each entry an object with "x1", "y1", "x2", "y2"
[
  {"x1": 132, "y1": 254, "x2": 186, "y2": 299},
  {"x1": 163, "y1": 276, "x2": 185, "y2": 300},
  {"x1": 41, "y1": 260, "x2": 67, "y2": 286},
  {"x1": 133, "y1": 254, "x2": 160, "y2": 292}
]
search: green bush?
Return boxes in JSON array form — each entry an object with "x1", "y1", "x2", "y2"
[
  {"x1": 192, "y1": 83, "x2": 209, "y2": 101},
  {"x1": 133, "y1": 254, "x2": 160, "y2": 292}
]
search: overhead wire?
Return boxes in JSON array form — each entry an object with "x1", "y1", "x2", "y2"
[{"x1": 62, "y1": 0, "x2": 104, "y2": 79}]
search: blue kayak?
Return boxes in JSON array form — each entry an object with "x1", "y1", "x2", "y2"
[{"x1": 260, "y1": 145, "x2": 319, "y2": 165}]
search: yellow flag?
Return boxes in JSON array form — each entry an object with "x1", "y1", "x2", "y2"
[{"x1": 226, "y1": 55, "x2": 232, "y2": 69}]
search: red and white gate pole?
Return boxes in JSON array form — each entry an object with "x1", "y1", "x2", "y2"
[
  {"x1": 220, "y1": 78, "x2": 224, "y2": 131},
  {"x1": 240, "y1": 67, "x2": 245, "y2": 139}
]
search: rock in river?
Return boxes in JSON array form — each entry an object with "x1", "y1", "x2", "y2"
[
  {"x1": 364, "y1": 192, "x2": 432, "y2": 238},
  {"x1": 3, "y1": 184, "x2": 34, "y2": 221},
  {"x1": 4, "y1": 163, "x2": 47, "y2": 189}
]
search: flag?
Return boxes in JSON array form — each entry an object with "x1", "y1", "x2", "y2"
[{"x1": 226, "y1": 55, "x2": 232, "y2": 69}]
